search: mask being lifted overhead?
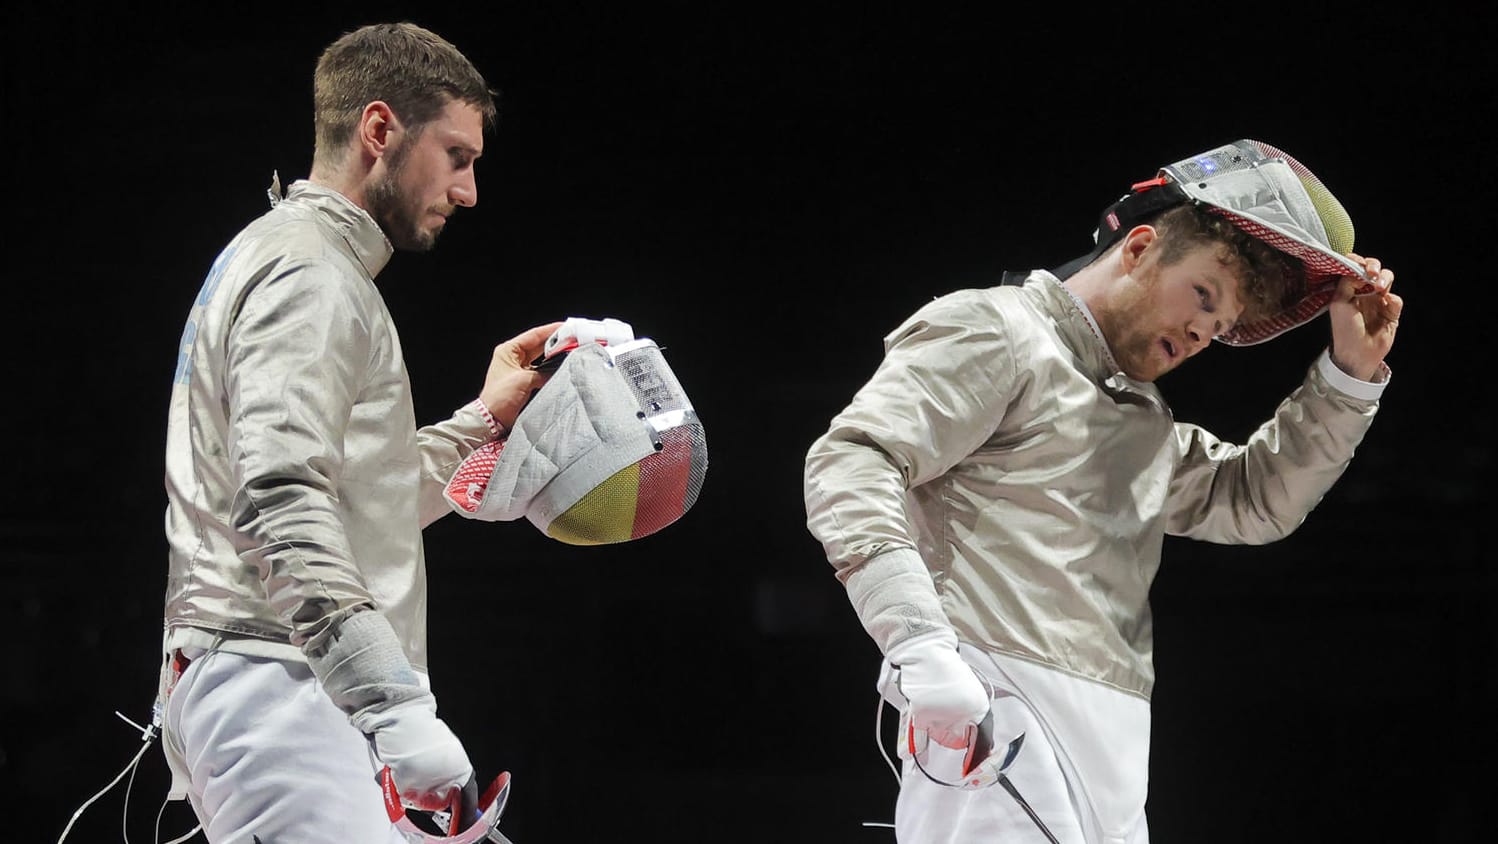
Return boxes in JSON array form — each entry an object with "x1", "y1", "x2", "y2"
[
  {"x1": 1078, "y1": 139, "x2": 1377, "y2": 346},
  {"x1": 444, "y1": 318, "x2": 708, "y2": 545}
]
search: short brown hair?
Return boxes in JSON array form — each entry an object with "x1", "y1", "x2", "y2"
[
  {"x1": 1151, "y1": 203, "x2": 1303, "y2": 324},
  {"x1": 313, "y1": 22, "x2": 498, "y2": 165}
]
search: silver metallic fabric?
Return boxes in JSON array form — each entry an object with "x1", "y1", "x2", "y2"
[
  {"x1": 162, "y1": 180, "x2": 495, "y2": 675},
  {"x1": 804, "y1": 272, "x2": 1381, "y2": 699}
]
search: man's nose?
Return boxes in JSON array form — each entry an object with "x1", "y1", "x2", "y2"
[
  {"x1": 1185, "y1": 315, "x2": 1223, "y2": 355},
  {"x1": 450, "y1": 170, "x2": 478, "y2": 208}
]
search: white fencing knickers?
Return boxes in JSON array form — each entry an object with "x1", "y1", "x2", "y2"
[
  {"x1": 161, "y1": 647, "x2": 412, "y2": 843},
  {"x1": 891, "y1": 646, "x2": 1152, "y2": 844}
]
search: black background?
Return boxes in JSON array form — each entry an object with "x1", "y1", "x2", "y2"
[{"x1": 4, "y1": 3, "x2": 1492, "y2": 842}]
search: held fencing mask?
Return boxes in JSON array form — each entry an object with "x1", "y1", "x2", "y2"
[
  {"x1": 443, "y1": 318, "x2": 707, "y2": 545},
  {"x1": 1064, "y1": 139, "x2": 1376, "y2": 346}
]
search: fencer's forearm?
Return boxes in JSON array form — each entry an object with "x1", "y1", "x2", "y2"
[
  {"x1": 416, "y1": 399, "x2": 503, "y2": 528},
  {"x1": 843, "y1": 547, "x2": 954, "y2": 656},
  {"x1": 304, "y1": 608, "x2": 432, "y2": 725},
  {"x1": 804, "y1": 290, "x2": 1017, "y2": 654},
  {"x1": 1166, "y1": 352, "x2": 1385, "y2": 543},
  {"x1": 231, "y1": 479, "x2": 375, "y2": 647},
  {"x1": 804, "y1": 432, "x2": 928, "y2": 573},
  {"x1": 307, "y1": 609, "x2": 474, "y2": 803},
  {"x1": 804, "y1": 412, "x2": 959, "y2": 656}
]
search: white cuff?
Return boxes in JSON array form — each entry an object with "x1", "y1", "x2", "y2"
[{"x1": 1316, "y1": 349, "x2": 1389, "y2": 401}]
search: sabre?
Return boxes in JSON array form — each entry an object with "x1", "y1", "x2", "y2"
[
  {"x1": 909, "y1": 710, "x2": 1061, "y2": 843},
  {"x1": 379, "y1": 767, "x2": 517, "y2": 844}
]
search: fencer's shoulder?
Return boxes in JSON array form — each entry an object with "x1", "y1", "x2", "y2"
[
  {"x1": 880, "y1": 286, "x2": 1036, "y2": 362},
  {"x1": 230, "y1": 213, "x2": 310, "y2": 262},
  {"x1": 226, "y1": 182, "x2": 386, "y2": 274},
  {"x1": 901, "y1": 278, "x2": 1048, "y2": 336},
  {"x1": 196, "y1": 216, "x2": 382, "y2": 331},
  {"x1": 236, "y1": 200, "x2": 346, "y2": 261},
  {"x1": 224, "y1": 202, "x2": 375, "y2": 283}
]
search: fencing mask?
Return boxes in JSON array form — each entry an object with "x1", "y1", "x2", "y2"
[
  {"x1": 444, "y1": 318, "x2": 707, "y2": 545},
  {"x1": 1068, "y1": 139, "x2": 1375, "y2": 346}
]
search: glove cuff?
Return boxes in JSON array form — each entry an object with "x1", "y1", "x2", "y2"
[
  {"x1": 844, "y1": 547, "x2": 954, "y2": 657},
  {"x1": 886, "y1": 627, "x2": 960, "y2": 665},
  {"x1": 304, "y1": 609, "x2": 432, "y2": 726}
]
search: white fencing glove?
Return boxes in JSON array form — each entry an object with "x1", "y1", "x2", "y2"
[
  {"x1": 888, "y1": 628, "x2": 991, "y2": 751},
  {"x1": 841, "y1": 548, "x2": 991, "y2": 751},
  {"x1": 361, "y1": 698, "x2": 473, "y2": 810},
  {"x1": 305, "y1": 609, "x2": 474, "y2": 810}
]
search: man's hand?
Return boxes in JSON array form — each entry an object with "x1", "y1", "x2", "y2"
[
  {"x1": 370, "y1": 700, "x2": 475, "y2": 811},
  {"x1": 479, "y1": 321, "x2": 565, "y2": 431},
  {"x1": 890, "y1": 630, "x2": 991, "y2": 750},
  {"x1": 1329, "y1": 254, "x2": 1403, "y2": 381},
  {"x1": 305, "y1": 610, "x2": 475, "y2": 812}
]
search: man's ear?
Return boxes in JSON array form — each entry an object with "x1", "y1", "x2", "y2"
[
  {"x1": 1119, "y1": 225, "x2": 1157, "y2": 275},
  {"x1": 357, "y1": 101, "x2": 401, "y2": 161}
]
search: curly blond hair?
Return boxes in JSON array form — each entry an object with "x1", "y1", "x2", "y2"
[{"x1": 1151, "y1": 203, "x2": 1303, "y2": 324}]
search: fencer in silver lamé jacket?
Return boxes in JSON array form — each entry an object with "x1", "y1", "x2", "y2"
[
  {"x1": 804, "y1": 272, "x2": 1385, "y2": 700},
  {"x1": 162, "y1": 180, "x2": 496, "y2": 674}
]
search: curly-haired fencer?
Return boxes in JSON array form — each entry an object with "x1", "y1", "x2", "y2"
[{"x1": 803, "y1": 140, "x2": 1403, "y2": 843}]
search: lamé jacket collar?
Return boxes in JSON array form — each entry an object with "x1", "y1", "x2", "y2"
[{"x1": 280, "y1": 179, "x2": 395, "y2": 279}]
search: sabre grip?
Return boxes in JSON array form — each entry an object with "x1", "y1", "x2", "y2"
[
  {"x1": 381, "y1": 768, "x2": 483, "y2": 836},
  {"x1": 454, "y1": 775, "x2": 481, "y2": 833}
]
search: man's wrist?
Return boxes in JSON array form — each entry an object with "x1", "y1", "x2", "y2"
[
  {"x1": 1328, "y1": 350, "x2": 1380, "y2": 382},
  {"x1": 469, "y1": 398, "x2": 505, "y2": 439},
  {"x1": 887, "y1": 627, "x2": 959, "y2": 665},
  {"x1": 1317, "y1": 349, "x2": 1390, "y2": 400}
]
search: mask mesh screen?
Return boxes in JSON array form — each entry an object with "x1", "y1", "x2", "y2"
[
  {"x1": 547, "y1": 423, "x2": 707, "y2": 545},
  {"x1": 1248, "y1": 139, "x2": 1355, "y2": 256},
  {"x1": 546, "y1": 344, "x2": 707, "y2": 545}
]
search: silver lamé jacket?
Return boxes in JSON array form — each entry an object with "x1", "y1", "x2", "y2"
[
  {"x1": 804, "y1": 273, "x2": 1386, "y2": 699},
  {"x1": 161, "y1": 180, "x2": 495, "y2": 674}
]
